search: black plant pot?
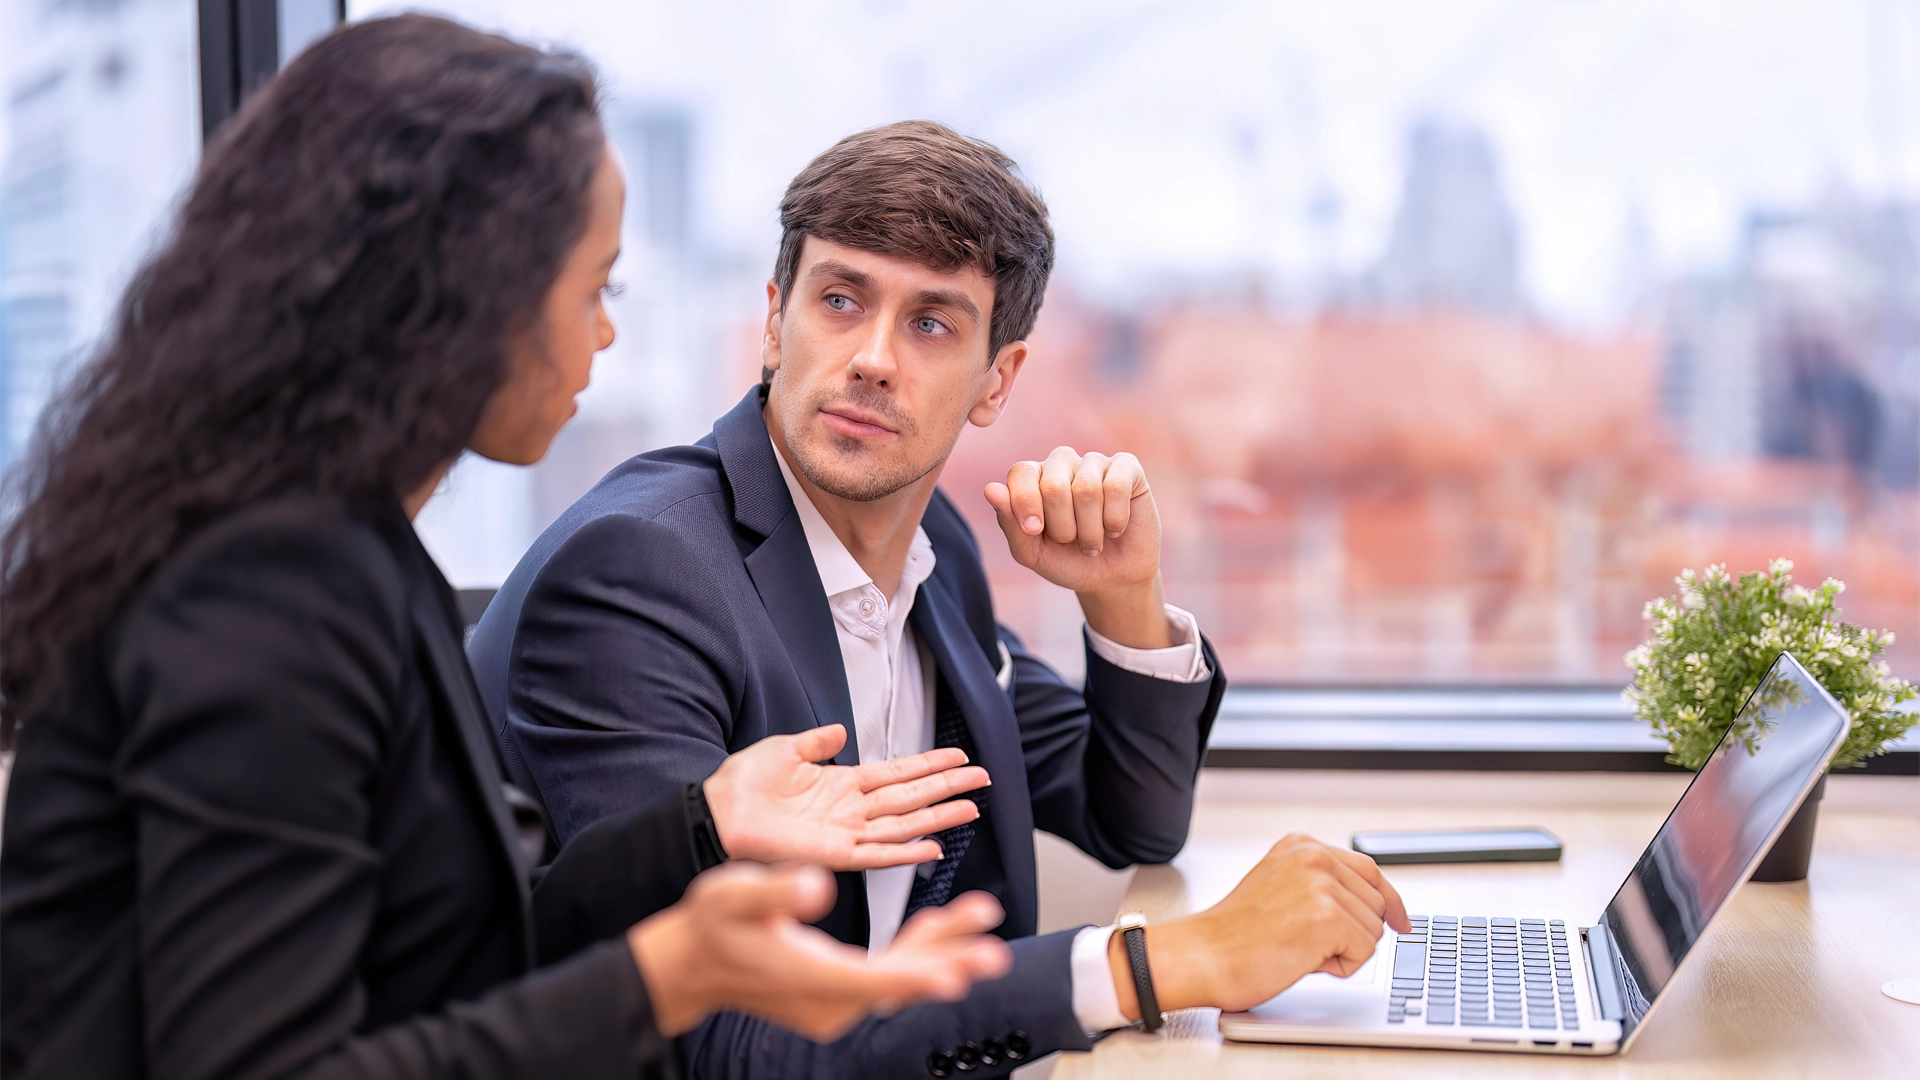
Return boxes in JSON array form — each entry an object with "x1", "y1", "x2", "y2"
[{"x1": 1749, "y1": 773, "x2": 1826, "y2": 883}]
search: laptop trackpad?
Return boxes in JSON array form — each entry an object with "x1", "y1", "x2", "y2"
[{"x1": 1243, "y1": 950, "x2": 1383, "y2": 1025}]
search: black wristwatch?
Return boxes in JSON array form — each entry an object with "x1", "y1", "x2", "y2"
[{"x1": 1117, "y1": 911, "x2": 1164, "y2": 1033}]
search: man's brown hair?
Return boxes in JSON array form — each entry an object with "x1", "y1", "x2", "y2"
[{"x1": 774, "y1": 120, "x2": 1055, "y2": 362}]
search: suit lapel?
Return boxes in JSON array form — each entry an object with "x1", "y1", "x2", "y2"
[
  {"x1": 743, "y1": 517, "x2": 860, "y2": 765},
  {"x1": 910, "y1": 574, "x2": 1035, "y2": 916},
  {"x1": 715, "y1": 388, "x2": 859, "y2": 766},
  {"x1": 408, "y1": 588, "x2": 538, "y2": 902},
  {"x1": 373, "y1": 507, "x2": 538, "y2": 958},
  {"x1": 710, "y1": 390, "x2": 870, "y2": 941}
]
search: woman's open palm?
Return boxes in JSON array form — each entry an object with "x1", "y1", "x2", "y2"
[{"x1": 702, "y1": 725, "x2": 990, "y2": 871}]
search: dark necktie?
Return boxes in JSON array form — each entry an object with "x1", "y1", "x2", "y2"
[{"x1": 905, "y1": 673, "x2": 986, "y2": 916}]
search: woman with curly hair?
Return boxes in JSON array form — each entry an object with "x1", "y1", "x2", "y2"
[{"x1": 0, "y1": 15, "x2": 1007, "y2": 1080}]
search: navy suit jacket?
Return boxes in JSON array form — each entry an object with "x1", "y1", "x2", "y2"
[{"x1": 468, "y1": 387, "x2": 1226, "y2": 1078}]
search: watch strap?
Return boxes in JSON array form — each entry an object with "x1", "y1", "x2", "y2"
[
  {"x1": 685, "y1": 782, "x2": 730, "y2": 870},
  {"x1": 1119, "y1": 919, "x2": 1164, "y2": 1032}
]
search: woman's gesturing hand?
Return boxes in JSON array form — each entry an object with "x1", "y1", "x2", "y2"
[
  {"x1": 628, "y1": 863, "x2": 1013, "y2": 1040},
  {"x1": 703, "y1": 724, "x2": 990, "y2": 870}
]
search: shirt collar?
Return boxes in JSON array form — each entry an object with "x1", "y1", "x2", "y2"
[{"x1": 770, "y1": 435, "x2": 936, "y2": 602}]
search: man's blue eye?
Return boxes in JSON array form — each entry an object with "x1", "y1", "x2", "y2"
[
  {"x1": 917, "y1": 317, "x2": 948, "y2": 335},
  {"x1": 826, "y1": 294, "x2": 852, "y2": 311}
]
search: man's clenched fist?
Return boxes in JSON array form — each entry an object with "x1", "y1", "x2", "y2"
[{"x1": 984, "y1": 446, "x2": 1160, "y2": 599}]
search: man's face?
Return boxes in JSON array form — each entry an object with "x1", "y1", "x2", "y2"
[{"x1": 762, "y1": 237, "x2": 1025, "y2": 502}]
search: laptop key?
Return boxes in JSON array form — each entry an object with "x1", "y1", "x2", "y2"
[{"x1": 1393, "y1": 944, "x2": 1426, "y2": 980}]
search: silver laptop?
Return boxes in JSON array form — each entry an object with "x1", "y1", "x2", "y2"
[{"x1": 1219, "y1": 650, "x2": 1848, "y2": 1056}]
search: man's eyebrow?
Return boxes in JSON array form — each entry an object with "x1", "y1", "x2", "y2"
[
  {"x1": 805, "y1": 260, "x2": 876, "y2": 292},
  {"x1": 804, "y1": 261, "x2": 982, "y2": 325},
  {"x1": 908, "y1": 288, "x2": 981, "y2": 326}
]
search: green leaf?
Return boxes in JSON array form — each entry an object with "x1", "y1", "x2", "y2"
[{"x1": 1624, "y1": 560, "x2": 1917, "y2": 771}]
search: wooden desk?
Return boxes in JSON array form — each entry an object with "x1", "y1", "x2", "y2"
[{"x1": 1043, "y1": 770, "x2": 1920, "y2": 1078}]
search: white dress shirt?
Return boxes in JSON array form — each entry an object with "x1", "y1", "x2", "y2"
[{"x1": 771, "y1": 439, "x2": 1209, "y2": 1032}]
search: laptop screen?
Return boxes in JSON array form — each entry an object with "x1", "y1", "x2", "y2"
[{"x1": 1598, "y1": 652, "x2": 1848, "y2": 1023}]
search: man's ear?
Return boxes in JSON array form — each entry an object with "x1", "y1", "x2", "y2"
[
  {"x1": 968, "y1": 340, "x2": 1029, "y2": 428},
  {"x1": 760, "y1": 280, "x2": 784, "y2": 374}
]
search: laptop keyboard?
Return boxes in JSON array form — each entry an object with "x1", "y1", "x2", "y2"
[{"x1": 1387, "y1": 916, "x2": 1580, "y2": 1029}]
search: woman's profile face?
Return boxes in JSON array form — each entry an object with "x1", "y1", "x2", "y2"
[{"x1": 468, "y1": 142, "x2": 625, "y2": 466}]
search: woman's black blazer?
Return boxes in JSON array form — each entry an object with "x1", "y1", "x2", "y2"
[{"x1": 1, "y1": 497, "x2": 719, "y2": 1079}]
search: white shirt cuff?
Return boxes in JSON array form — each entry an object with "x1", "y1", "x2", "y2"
[
  {"x1": 1070, "y1": 924, "x2": 1132, "y2": 1033},
  {"x1": 1085, "y1": 604, "x2": 1211, "y2": 683}
]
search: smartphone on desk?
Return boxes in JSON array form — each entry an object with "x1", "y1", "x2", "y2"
[{"x1": 1350, "y1": 826, "x2": 1562, "y2": 864}]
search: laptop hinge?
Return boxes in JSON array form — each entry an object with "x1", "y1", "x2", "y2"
[{"x1": 1581, "y1": 924, "x2": 1632, "y2": 1037}]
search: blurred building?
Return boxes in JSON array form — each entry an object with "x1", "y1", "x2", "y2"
[
  {"x1": 1368, "y1": 119, "x2": 1523, "y2": 316},
  {"x1": 930, "y1": 156, "x2": 1920, "y2": 684},
  {"x1": 942, "y1": 295, "x2": 1661, "y2": 683},
  {"x1": 415, "y1": 102, "x2": 754, "y2": 585},
  {"x1": 0, "y1": 224, "x2": 12, "y2": 460},
  {"x1": 527, "y1": 106, "x2": 708, "y2": 526},
  {"x1": 1664, "y1": 194, "x2": 1920, "y2": 489},
  {"x1": 0, "y1": 0, "x2": 199, "y2": 469}
]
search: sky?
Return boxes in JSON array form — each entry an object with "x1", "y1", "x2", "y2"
[{"x1": 342, "y1": 0, "x2": 1920, "y2": 327}]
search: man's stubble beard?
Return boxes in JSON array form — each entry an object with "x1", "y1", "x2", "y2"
[{"x1": 776, "y1": 382, "x2": 948, "y2": 503}]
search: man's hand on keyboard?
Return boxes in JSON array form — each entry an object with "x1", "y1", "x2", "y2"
[{"x1": 1105, "y1": 833, "x2": 1411, "y2": 1019}]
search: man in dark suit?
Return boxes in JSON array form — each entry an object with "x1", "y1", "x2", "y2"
[{"x1": 470, "y1": 120, "x2": 1409, "y2": 1078}]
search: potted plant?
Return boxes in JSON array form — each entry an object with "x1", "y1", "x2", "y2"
[{"x1": 1624, "y1": 559, "x2": 1917, "y2": 881}]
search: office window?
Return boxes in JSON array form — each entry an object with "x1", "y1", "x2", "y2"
[
  {"x1": 8, "y1": 2, "x2": 1919, "y2": 689},
  {"x1": 0, "y1": 0, "x2": 201, "y2": 469},
  {"x1": 366, "y1": 1, "x2": 1920, "y2": 685}
]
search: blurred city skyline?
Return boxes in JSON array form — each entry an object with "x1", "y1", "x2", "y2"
[
  {"x1": 5, "y1": 0, "x2": 1920, "y2": 682},
  {"x1": 346, "y1": 0, "x2": 1920, "y2": 325}
]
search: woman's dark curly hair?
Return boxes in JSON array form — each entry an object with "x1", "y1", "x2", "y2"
[{"x1": 0, "y1": 14, "x2": 604, "y2": 741}]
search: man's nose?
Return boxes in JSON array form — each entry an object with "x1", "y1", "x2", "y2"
[{"x1": 846, "y1": 317, "x2": 899, "y2": 388}]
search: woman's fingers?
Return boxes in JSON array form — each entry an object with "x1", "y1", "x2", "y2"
[
  {"x1": 698, "y1": 861, "x2": 838, "y2": 922},
  {"x1": 662, "y1": 869, "x2": 1010, "y2": 1044},
  {"x1": 862, "y1": 797, "x2": 981, "y2": 843},
  {"x1": 867, "y1": 939, "x2": 1011, "y2": 1005},
  {"x1": 891, "y1": 891, "x2": 1007, "y2": 947},
  {"x1": 862, "y1": 765, "x2": 990, "y2": 818},
  {"x1": 853, "y1": 746, "x2": 972, "y2": 793},
  {"x1": 840, "y1": 838, "x2": 946, "y2": 871},
  {"x1": 758, "y1": 911, "x2": 1007, "y2": 1039},
  {"x1": 845, "y1": 795, "x2": 984, "y2": 867},
  {"x1": 879, "y1": 893, "x2": 1013, "y2": 994},
  {"x1": 777, "y1": 724, "x2": 848, "y2": 765}
]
